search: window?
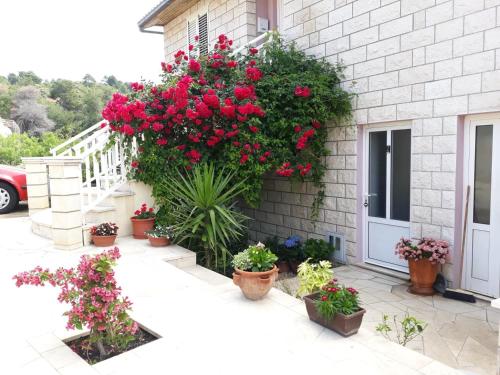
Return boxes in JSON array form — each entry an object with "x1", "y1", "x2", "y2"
[{"x1": 187, "y1": 13, "x2": 208, "y2": 57}]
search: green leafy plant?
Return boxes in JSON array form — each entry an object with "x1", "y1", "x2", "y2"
[
  {"x1": 303, "y1": 238, "x2": 334, "y2": 263},
  {"x1": 315, "y1": 280, "x2": 360, "y2": 320},
  {"x1": 232, "y1": 242, "x2": 278, "y2": 272},
  {"x1": 296, "y1": 259, "x2": 333, "y2": 297},
  {"x1": 0, "y1": 132, "x2": 62, "y2": 165},
  {"x1": 159, "y1": 163, "x2": 249, "y2": 269},
  {"x1": 376, "y1": 313, "x2": 427, "y2": 346},
  {"x1": 145, "y1": 225, "x2": 174, "y2": 239}
]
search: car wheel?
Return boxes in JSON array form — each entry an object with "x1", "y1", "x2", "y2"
[{"x1": 0, "y1": 182, "x2": 19, "y2": 214}]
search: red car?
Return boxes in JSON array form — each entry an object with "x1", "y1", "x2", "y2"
[{"x1": 0, "y1": 165, "x2": 28, "y2": 214}]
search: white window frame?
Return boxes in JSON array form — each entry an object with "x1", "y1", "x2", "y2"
[{"x1": 186, "y1": 10, "x2": 209, "y2": 57}]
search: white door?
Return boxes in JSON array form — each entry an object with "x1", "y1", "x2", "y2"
[
  {"x1": 464, "y1": 117, "x2": 500, "y2": 297},
  {"x1": 363, "y1": 125, "x2": 411, "y2": 272}
]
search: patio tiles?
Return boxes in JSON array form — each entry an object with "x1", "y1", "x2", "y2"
[
  {"x1": 0, "y1": 217, "x2": 484, "y2": 375},
  {"x1": 277, "y1": 264, "x2": 499, "y2": 374}
]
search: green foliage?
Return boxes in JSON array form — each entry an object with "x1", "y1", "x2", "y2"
[
  {"x1": 232, "y1": 243, "x2": 278, "y2": 272},
  {"x1": 315, "y1": 281, "x2": 360, "y2": 320},
  {"x1": 253, "y1": 33, "x2": 353, "y2": 214},
  {"x1": 303, "y1": 239, "x2": 334, "y2": 263},
  {"x1": 1, "y1": 71, "x2": 128, "y2": 138},
  {"x1": 0, "y1": 132, "x2": 62, "y2": 165},
  {"x1": 296, "y1": 259, "x2": 333, "y2": 297},
  {"x1": 158, "y1": 164, "x2": 249, "y2": 268},
  {"x1": 376, "y1": 313, "x2": 427, "y2": 346}
]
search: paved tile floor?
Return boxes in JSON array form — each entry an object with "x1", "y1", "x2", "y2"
[
  {"x1": 0, "y1": 217, "x2": 479, "y2": 374},
  {"x1": 276, "y1": 266, "x2": 499, "y2": 375}
]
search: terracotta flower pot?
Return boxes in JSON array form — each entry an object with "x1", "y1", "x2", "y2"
[
  {"x1": 91, "y1": 234, "x2": 117, "y2": 247},
  {"x1": 304, "y1": 292, "x2": 365, "y2": 337},
  {"x1": 147, "y1": 235, "x2": 171, "y2": 247},
  {"x1": 130, "y1": 217, "x2": 155, "y2": 239},
  {"x1": 233, "y1": 265, "x2": 278, "y2": 300},
  {"x1": 408, "y1": 259, "x2": 438, "y2": 296}
]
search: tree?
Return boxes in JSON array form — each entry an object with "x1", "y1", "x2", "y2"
[
  {"x1": 11, "y1": 86, "x2": 54, "y2": 136},
  {"x1": 49, "y1": 79, "x2": 81, "y2": 111},
  {"x1": 82, "y1": 74, "x2": 96, "y2": 86},
  {"x1": 7, "y1": 73, "x2": 18, "y2": 85}
]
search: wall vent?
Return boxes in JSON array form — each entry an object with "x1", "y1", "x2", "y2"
[{"x1": 327, "y1": 233, "x2": 347, "y2": 264}]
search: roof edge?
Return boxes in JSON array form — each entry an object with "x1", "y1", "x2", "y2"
[{"x1": 138, "y1": 0, "x2": 172, "y2": 30}]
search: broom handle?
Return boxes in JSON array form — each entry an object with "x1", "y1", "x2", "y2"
[{"x1": 458, "y1": 186, "x2": 471, "y2": 287}]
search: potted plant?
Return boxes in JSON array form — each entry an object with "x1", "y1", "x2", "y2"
[
  {"x1": 304, "y1": 279, "x2": 365, "y2": 337},
  {"x1": 90, "y1": 222, "x2": 118, "y2": 247},
  {"x1": 130, "y1": 203, "x2": 155, "y2": 239},
  {"x1": 303, "y1": 238, "x2": 335, "y2": 263},
  {"x1": 283, "y1": 235, "x2": 304, "y2": 273},
  {"x1": 395, "y1": 237, "x2": 449, "y2": 296},
  {"x1": 145, "y1": 225, "x2": 174, "y2": 247},
  {"x1": 296, "y1": 258, "x2": 333, "y2": 297},
  {"x1": 266, "y1": 236, "x2": 290, "y2": 273},
  {"x1": 232, "y1": 242, "x2": 278, "y2": 300}
]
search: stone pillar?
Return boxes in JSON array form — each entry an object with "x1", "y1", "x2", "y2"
[
  {"x1": 22, "y1": 157, "x2": 49, "y2": 216},
  {"x1": 47, "y1": 158, "x2": 83, "y2": 250}
]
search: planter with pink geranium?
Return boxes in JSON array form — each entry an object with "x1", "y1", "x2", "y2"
[
  {"x1": 395, "y1": 237, "x2": 450, "y2": 296},
  {"x1": 131, "y1": 203, "x2": 155, "y2": 239}
]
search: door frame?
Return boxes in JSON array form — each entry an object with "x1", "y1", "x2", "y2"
[
  {"x1": 362, "y1": 121, "x2": 412, "y2": 273},
  {"x1": 462, "y1": 114, "x2": 500, "y2": 297}
]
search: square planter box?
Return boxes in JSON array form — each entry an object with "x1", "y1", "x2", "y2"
[{"x1": 303, "y1": 292, "x2": 366, "y2": 337}]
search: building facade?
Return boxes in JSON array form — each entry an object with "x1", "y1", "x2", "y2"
[{"x1": 140, "y1": 0, "x2": 500, "y2": 298}]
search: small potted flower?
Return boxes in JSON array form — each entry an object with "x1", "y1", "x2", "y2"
[
  {"x1": 145, "y1": 225, "x2": 174, "y2": 247},
  {"x1": 130, "y1": 203, "x2": 155, "y2": 239},
  {"x1": 395, "y1": 237, "x2": 449, "y2": 295},
  {"x1": 304, "y1": 279, "x2": 365, "y2": 337},
  {"x1": 232, "y1": 242, "x2": 278, "y2": 300},
  {"x1": 283, "y1": 235, "x2": 304, "y2": 273},
  {"x1": 90, "y1": 222, "x2": 118, "y2": 247}
]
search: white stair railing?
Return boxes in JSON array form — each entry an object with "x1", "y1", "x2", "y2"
[
  {"x1": 232, "y1": 32, "x2": 271, "y2": 56},
  {"x1": 49, "y1": 121, "x2": 129, "y2": 214}
]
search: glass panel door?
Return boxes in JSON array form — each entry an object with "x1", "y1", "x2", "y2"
[
  {"x1": 365, "y1": 126, "x2": 411, "y2": 272},
  {"x1": 368, "y1": 131, "x2": 387, "y2": 218}
]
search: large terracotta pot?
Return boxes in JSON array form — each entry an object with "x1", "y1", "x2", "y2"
[
  {"x1": 92, "y1": 235, "x2": 117, "y2": 247},
  {"x1": 130, "y1": 217, "x2": 155, "y2": 239},
  {"x1": 408, "y1": 259, "x2": 438, "y2": 296},
  {"x1": 147, "y1": 235, "x2": 171, "y2": 247},
  {"x1": 304, "y1": 292, "x2": 365, "y2": 337},
  {"x1": 233, "y1": 265, "x2": 279, "y2": 300}
]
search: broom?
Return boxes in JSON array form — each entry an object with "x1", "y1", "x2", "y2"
[{"x1": 434, "y1": 186, "x2": 476, "y2": 303}]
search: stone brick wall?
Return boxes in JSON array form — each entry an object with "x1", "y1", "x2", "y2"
[
  {"x1": 246, "y1": 0, "x2": 500, "y2": 270},
  {"x1": 243, "y1": 122, "x2": 359, "y2": 261},
  {"x1": 163, "y1": 0, "x2": 257, "y2": 62}
]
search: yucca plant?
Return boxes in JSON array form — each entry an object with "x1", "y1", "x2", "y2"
[{"x1": 160, "y1": 164, "x2": 249, "y2": 269}]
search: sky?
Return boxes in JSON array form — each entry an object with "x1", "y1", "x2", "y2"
[{"x1": 0, "y1": 0, "x2": 165, "y2": 83}]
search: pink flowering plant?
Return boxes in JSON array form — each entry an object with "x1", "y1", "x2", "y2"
[
  {"x1": 132, "y1": 202, "x2": 155, "y2": 219},
  {"x1": 12, "y1": 248, "x2": 137, "y2": 359},
  {"x1": 102, "y1": 32, "x2": 352, "y2": 217},
  {"x1": 315, "y1": 279, "x2": 360, "y2": 320},
  {"x1": 395, "y1": 237, "x2": 449, "y2": 264}
]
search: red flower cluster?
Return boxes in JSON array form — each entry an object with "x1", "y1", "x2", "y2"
[
  {"x1": 133, "y1": 203, "x2": 155, "y2": 219},
  {"x1": 296, "y1": 129, "x2": 315, "y2": 150},
  {"x1": 294, "y1": 86, "x2": 311, "y2": 97}
]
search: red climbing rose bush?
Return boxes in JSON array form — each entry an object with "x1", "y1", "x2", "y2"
[
  {"x1": 13, "y1": 248, "x2": 137, "y2": 358},
  {"x1": 102, "y1": 32, "x2": 352, "y2": 211}
]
